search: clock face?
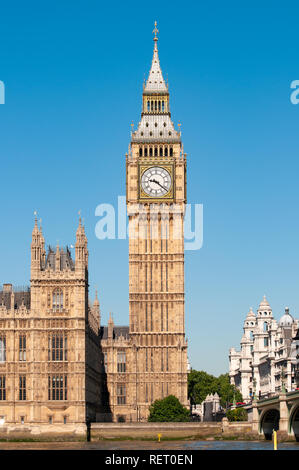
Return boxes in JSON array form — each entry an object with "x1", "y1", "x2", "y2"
[{"x1": 141, "y1": 166, "x2": 172, "y2": 197}]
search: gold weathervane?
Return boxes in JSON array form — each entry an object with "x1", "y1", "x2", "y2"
[{"x1": 153, "y1": 21, "x2": 159, "y2": 41}]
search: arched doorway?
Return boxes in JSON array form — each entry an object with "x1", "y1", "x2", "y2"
[
  {"x1": 290, "y1": 406, "x2": 299, "y2": 442},
  {"x1": 261, "y1": 409, "x2": 280, "y2": 440}
]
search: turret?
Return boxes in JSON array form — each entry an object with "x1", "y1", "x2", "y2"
[
  {"x1": 31, "y1": 215, "x2": 43, "y2": 276},
  {"x1": 108, "y1": 312, "x2": 114, "y2": 340},
  {"x1": 93, "y1": 290, "x2": 100, "y2": 327},
  {"x1": 75, "y1": 216, "x2": 88, "y2": 273}
]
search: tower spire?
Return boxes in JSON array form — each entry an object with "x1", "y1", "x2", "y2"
[{"x1": 144, "y1": 21, "x2": 167, "y2": 93}]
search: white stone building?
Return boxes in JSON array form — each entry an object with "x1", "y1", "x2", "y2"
[{"x1": 229, "y1": 296, "x2": 299, "y2": 402}]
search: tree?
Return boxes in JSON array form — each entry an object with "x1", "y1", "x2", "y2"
[
  {"x1": 188, "y1": 370, "x2": 243, "y2": 409},
  {"x1": 148, "y1": 395, "x2": 190, "y2": 422},
  {"x1": 226, "y1": 407, "x2": 248, "y2": 422}
]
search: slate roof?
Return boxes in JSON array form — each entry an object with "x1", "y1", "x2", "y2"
[
  {"x1": 100, "y1": 326, "x2": 130, "y2": 340},
  {"x1": 0, "y1": 289, "x2": 30, "y2": 309},
  {"x1": 45, "y1": 246, "x2": 75, "y2": 271}
]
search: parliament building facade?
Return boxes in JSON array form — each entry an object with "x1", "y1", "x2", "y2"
[{"x1": 0, "y1": 27, "x2": 189, "y2": 433}]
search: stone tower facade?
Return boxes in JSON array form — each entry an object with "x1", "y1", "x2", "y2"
[
  {"x1": 125, "y1": 24, "x2": 188, "y2": 420},
  {"x1": 0, "y1": 216, "x2": 101, "y2": 435}
]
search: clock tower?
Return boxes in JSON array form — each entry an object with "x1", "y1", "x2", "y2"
[{"x1": 126, "y1": 23, "x2": 188, "y2": 420}]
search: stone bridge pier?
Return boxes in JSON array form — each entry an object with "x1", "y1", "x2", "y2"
[{"x1": 252, "y1": 390, "x2": 299, "y2": 441}]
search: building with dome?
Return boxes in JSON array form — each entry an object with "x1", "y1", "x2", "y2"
[{"x1": 229, "y1": 296, "x2": 299, "y2": 402}]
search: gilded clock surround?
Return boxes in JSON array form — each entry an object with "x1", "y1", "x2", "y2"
[{"x1": 139, "y1": 163, "x2": 174, "y2": 201}]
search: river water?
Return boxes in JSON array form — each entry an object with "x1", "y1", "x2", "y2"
[{"x1": 0, "y1": 440, "x2": 298, "y2": 450}]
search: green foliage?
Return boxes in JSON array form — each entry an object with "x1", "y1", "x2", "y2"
[
  {"x1": 148, "y1": 395, "x2": 190, "y2": 422},
  {"x1": 188, "y1": 370, "x2": 243, "y2": 409},
  {"x1": 226, "y1": 407, "x2": 248, "y2": 422}
]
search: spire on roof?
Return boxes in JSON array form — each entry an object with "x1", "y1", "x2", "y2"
[
  {"x1": 144, "y1": 21, "x2": 167, "y2": 93},
  {"x1": 32, "y1": 210, "x2": 40, "y2": 235}
]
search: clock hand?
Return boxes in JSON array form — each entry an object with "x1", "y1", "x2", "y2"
[{"x1": 150, "y1": 178, "x2": 168, "y2": 191}]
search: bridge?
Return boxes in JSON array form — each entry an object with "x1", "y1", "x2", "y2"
[{"x1": 251, "y1": 390, "x2": 299, "y2": 440}]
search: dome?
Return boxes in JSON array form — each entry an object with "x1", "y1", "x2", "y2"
[{"x1": 279, "y1": 307, "x2": 294, "y2": 327}]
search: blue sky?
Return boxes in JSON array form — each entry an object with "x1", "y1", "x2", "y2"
[{"x1": 0, "y1": 1, "x2": 298, "y2": 375}]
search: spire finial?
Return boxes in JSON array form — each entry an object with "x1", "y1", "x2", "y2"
[
  {"x1": 34, "y1": 210, "x2": 38, "y2": 225},
  {"x1": 153, "y1": 21, "x2": 159, "y2": 42}
]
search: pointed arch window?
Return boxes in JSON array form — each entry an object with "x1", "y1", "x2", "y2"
[
  {"x1": 149, "y1": 147, "x2": 153, "y2": 157},
  {"x1": 165, "y1": 147, "x2": 168, "y2": 157},
  {"x1": 139, "y1": 147, "x2": 142, "y2": 157},
  {"x1": 147, "y1": 101, "x2": 150, "y2": 112},
  {"x1": 170, "y1": 147, "x2": 173, "y2": 157},
  {"x1": 162, "y1": 101, "x2": 165, "y2": 112},
  {"x1": 52, "y1": 289, "x2": 63, "y2": 312},
  {"x1": 0, "y1": 336, "x2": 6, "y2": 363},
  {"x1": 159, "y1": 147, "x2": 163, "y2": 156},
  {"x1": 154, "y1": 147, "x2": 158, "y2": 157}
]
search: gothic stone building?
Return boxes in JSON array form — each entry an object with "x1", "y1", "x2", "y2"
[
  {"x1": 229, "y1": 296, "x2": 299, "y2": 402},
  {"x1": 0, "y1": 26, "x2": 189, "y2": 430},
  {"x1": 0, "y1": 218, "x2": 101, "y2": 435}
]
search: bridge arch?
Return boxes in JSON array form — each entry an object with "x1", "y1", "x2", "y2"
[
  {"x1": 259, "y1": 407, "x2": 280, "y2": 440},
  {"x1": 289, "y1": 403, "x2": 299, "y2": 441}
]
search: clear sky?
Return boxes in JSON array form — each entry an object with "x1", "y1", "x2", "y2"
[{"x1": 0, "y1": 1, "x2": 298, "y2": 375}]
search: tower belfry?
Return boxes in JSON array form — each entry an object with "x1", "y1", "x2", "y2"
[{"x1": 126, "y1": 23, "x2": 188, "y2": 420}]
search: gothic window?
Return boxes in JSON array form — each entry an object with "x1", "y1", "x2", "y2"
[
  {"x1": 52, "y1": 289, "x2": 63, "y2": 312},
  {"x1": 116, "y1": 384, "x2": 126, "y2": 405},
  {"x1": 150, "y1": 303, "x2": 153, "y2": 331},
  {"x1": 263, "y1": 322, "x2": 268, "y2": 332},
  {"x1": 149, "y1": 147, "x2": 153, "y2": 157},
  {"x1": 170, "y1": 147, "x2": 173, "y2": 156},
  {"x1": 166, "y1": 264, "x2": 168, "y2": 291},
  {"x1": 147, "y1": 101, "x2": 150, "y2": 112},
  {"x1": 0, "y1": 336, "x2": 6, "y2": 362},
  {"x1": 158, "y1": 101, "x2": 161, "y2": 112},
  {"x1": 139, "y1": 147, "x2": 142, "y2": 157},
  {"x1": 48, "y1": 375, "x2": 67, "y2": 400},
  {"x1": 117, "y1": 351, "x2": 126, "y2": 373},
  {"x1": 19, "y1": 335, "x2": 26, "y2": 362},
  {"x1": 154, "y1": 146, "x2": 158, "y2": 156},
  {"x1": 145, "y1": 383, "x2": 148, "y2": 402},
  {"x1": 159, "y1": 146, "x2": 163, "y2": 156},
  {"x1": 162, "y1": 101, "x2": 165, "y2": 112},
  {"x1": 19, "y1": 376, "x2": 26, "y2": 400},
  {"x1": 145, "y1": 348, "x2": 148, "y2": 371},
  {"x1": 144, "y1": 147, "x2": 148, "y2": 157},
  {"x1": 165, "y1": 147, "x2": 168, "y2": 157},
  {"x1": 155, "y1": 101, "x2": 157, "y2": 111},
  {"x1": 166, "y1": 303, "x2": 169, "y2": 330},
  {"x1": 0, "y1": 376, "x2": 5, "y2": 400},
  {"x1": 48, "y1": 333, "x2": 67, "y2": 361},
  {"x1": 151, "y1": 101, "x2": 153, "y2": 112}
]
